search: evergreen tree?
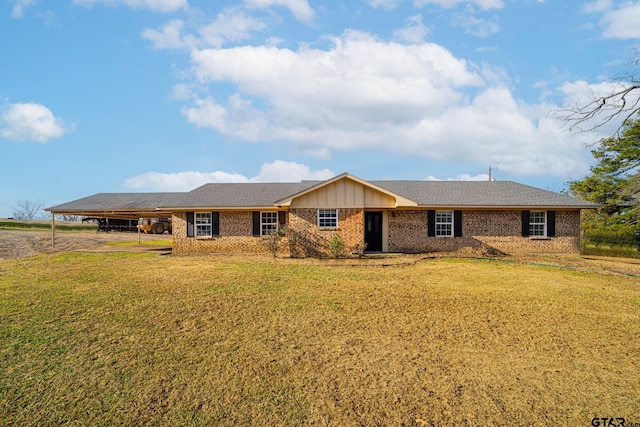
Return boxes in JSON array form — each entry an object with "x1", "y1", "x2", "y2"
[{"x1": 570, "y1": 117, "x2": 640, "y2": 226}]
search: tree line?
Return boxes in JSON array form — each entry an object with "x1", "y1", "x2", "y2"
[{"x1": 10, "y1": 199, "x2": 78, "y2": 222}]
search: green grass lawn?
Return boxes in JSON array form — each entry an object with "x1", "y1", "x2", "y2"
[
  {"x1": 106, "y1": 239, "x2": 173, "y2": 246},
  {"x1": 582, "y1": 243, "x2": 640, "y2": 259},
  {"x1": 1, "y1": 253, "x2": 639, "y2": 426}
]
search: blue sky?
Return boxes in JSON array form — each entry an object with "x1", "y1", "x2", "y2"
[{"x1": 1, "y1": 0, "x2": 640, "y2": 218}]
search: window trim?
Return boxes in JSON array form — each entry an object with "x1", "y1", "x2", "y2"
[
  {"x1": 195, "y1": 212, "x2": 212, "y2": 238},
  {"x1": 435, "y1": 210, "x2": 454, "y2": 237},
  {"x1": 187, "y1": 212, "x2": 219, "y2": 238},
  {"x1": 528, "y1": 210, "x2": 547, "y2": 237},
  {"x1": 261, "y1": 211, "x2": 278, "y2": 236},
  {"x1": 318, "y1": 209, "x2": 338, "y2": 229}
]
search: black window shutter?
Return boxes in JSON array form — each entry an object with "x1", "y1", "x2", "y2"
[
  {"x1": 427, "y1": 210, "x2": 435, "y2": 237},
  {"x1": 454, "y1": 210, "x2": 463, "y2": 237},
  {"x1": 252, "y1": 211, "x2": 261, "y2": 236},
  {"x1": 521, "y1": 211, "x2": 530, "y2": 237},
  {"x1": 278, "y1": 211, "x2": 286, "y2": 226},
  {"x1": 547, "y1": 211, "x2": 556, "y2": 237},
  {"x1": 186, "y1": 212, "x2": 194, "y2": 237},
  {"x1": 212, "y1": 212, "x2": 220, "y2": 236}
]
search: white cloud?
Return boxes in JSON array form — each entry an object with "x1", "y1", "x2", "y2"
[
  {"x1": 600, "y1": 2, "x2": 640, "y2": 39},
  {"x1": 414, "y1": 0, "x2": 503, "y2": 10},
  {"x1": 188, "y1": 31, "x2": 483, "y2": 126},
  {"x1": 124, "y1": 170, "x2": 249, "y2": 191},
  {"x1": 142, "y1": 20, "x2": 193, "y2": 50},
  {"x1": 142, "y1": 8, "x2": 267, "y2": 50},
  {"x1": 170, "y1": 29, "x2": 603, "y2": 180},
  {"x1": 451, "y1": 7, "x2": 501, "y2": 37},
  {"x1": 366, "y1": 0, "x2": 402, "y2": 10},
  {"x1": 583, "y1": 0, "x2": 640, "y2": 39},
  {"x1": 181, "y1": 94, "x2": 269, "y2": 141},
  {"x1": 244, "y1": 0, "x2": 314, "y2": 22},
  {"x1": 123, "y1": 161, "x2": 335, "y2": 191},
  {"x1": 72, "y1": 0, "x2": 188, "y2": 13},
  {"x1": 392, "y1": 86, "x2": 594, "y2": 178},
  {"x1": 11, "y1": 0, "x2": 37, "y2": 18},
  {"x1": 393, "y1": 15, "x2": 429, "y2": 43},
  {"x1": 582, "y1": 0, "x2": 612, "y2": 14},
  {"x1": 0, "y1": 102, "x2": 74, "y2": 143},
  {"x1": 198, "y1": 8, "x2": 268, "y2": 48},
  {"x1": 171, "y1": 83, "x2": 197, "y2": 101},
  {"x1": 367, "y1": 0, "x2": 503, "y2": 10},
  {"x1": 181, "y1": 30, "x2": 592, "y2": 178},
  {"x1": 256, "y1": 160, "x2": 335, "y2": 182}
]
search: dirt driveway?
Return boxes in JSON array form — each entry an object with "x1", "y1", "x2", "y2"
[{"x1": 0, "y1": 229, "x2": 171, "y2": 260}]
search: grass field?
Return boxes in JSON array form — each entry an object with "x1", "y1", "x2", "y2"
[
  {"x1": 1, "y1": 252, "x2": 639, "y2": 426},
  {"x1": 582, "y1": 243, "x2": 640, "y2": 259},
  {"x1": 0, "y1": 220, "x2": 97, "y2": 232}
]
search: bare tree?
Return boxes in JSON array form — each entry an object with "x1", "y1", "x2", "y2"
[
  {"x1": 12, "y1": 199, "x2": 46, "y2": 220},
  {"x1": 557, "y1": 53, "x2": 640, "y2": 134}
]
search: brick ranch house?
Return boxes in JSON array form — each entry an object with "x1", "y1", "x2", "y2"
[{"x1": 47, "y1": 173, "x2": 599, "y2": 256}]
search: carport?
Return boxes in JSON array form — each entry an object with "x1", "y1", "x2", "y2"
[{"x1": 45, "y1": 192, "x2": 183, "y2": 248}]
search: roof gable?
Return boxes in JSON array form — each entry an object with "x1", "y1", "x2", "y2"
[{"x1": 275, "y1": 173, "x2": 418, "y2": 208}]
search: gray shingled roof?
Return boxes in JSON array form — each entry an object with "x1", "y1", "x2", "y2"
[
  {"x1": 46, "y1": 177, "x2": 598, "y2": 213},
  {"x1": 47, "y1": 192, "x2": 184, "y2": 212},
  {"x1": 371, "y1": 181, "x2": 598, "y2": 208},
  {"x1": 164, "y1": 182, "x2": 318, "y2": 208},
  {"x1": 170, "y1": 180, "x2": 596, "y2": 209}
]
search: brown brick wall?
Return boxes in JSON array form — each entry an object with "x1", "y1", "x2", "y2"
[
  {"x1": 173, "y1": 209, "x2": 582, "y2": 256},
  {"x1": 222, "y1": 211, "x2": 254, "y2": 236},
  {"x1": 287, "y1": 208, "x2": 364, "y2": 257},
  {"x1": 388, "y1": 210, "x2": 428, "y2": 252},
  {"x1": 172, "y1": 212, "x2": 268, "y2": 254},
  {"x1": 465, "y1": 210, "x2": 581, "y2": 254},
  {"x1": 388, "y1": 209, "x2": 581, "y2": 254}
]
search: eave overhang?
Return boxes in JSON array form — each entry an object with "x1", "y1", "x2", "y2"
[
  {"x1": 414, "y1": 204, "x2": 600, "y2": 210},
  {"x1": 165, "y1": 206, "x2": 283, "y2": 212},
  {"x1": 46, "y1": 208, "x2": 174, "y2": 220}
]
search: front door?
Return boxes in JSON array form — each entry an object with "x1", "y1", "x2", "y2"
[{"x1": 364, "y1": 211, "x2": 383, "y2": 252}]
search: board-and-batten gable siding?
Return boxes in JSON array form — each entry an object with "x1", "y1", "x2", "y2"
[{"x1": 289, "y1": 178, "x2": 396, "y2": 209}]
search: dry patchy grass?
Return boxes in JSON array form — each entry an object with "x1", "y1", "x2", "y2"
[{"x1": 1, "y1": 253, "x2": 639, "y2": 426}]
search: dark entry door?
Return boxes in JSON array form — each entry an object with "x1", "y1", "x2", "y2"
[{"x1": 364, "y1": 211, "x2": 383, "y2": 252}]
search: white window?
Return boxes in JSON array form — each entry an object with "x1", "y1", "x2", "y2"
[
  {"x1": 261, "y1": 212, "x2": 278, "y2": 236},
  {"x1": 318, "y1": 209, "x2": 338, "y2": 229},
  {"x1": 529, "y1": 211, "x2": 546, "y2": 237},
  {"x1": 435, "y1": 211, "x2": 453, "y2": 237},
  {"x1": 195, "y1": 212, "x2": 212, "y2": 237}
]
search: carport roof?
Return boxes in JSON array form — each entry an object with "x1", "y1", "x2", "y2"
[{"x1": 46, "y1": 192, "x2": 184, "y2": 218}]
